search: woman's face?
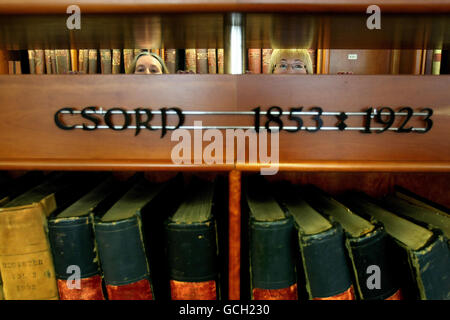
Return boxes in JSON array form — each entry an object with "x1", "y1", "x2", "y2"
[
  {"x1": 273, "y1": 56, "x2": 307, "y2": 74},
  {"x1": 134, "y1": 55, "x2": 163, "y2": 74}
]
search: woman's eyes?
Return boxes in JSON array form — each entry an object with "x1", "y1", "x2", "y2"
[{"x1": 293, "y1": 64, "x2": 304, "y2": 69}]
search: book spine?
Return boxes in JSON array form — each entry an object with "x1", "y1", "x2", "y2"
[
  {"x1": 70, "y1": 49, "x2": 78, "y2": 72},
  {"x1": 14, "y1": 61, "x2": 21, "y2": 74},
  {"x1": 300, "y1": 225, "x2": 355, "y2": 300},
  {"x1": 196, "y1": 49, "x2": 208, "y2": 74},
  {"x1": 164, "y1": 49, "x2": 177, "y2": 74},
  {"x1": 248, "y1": 49, "x2": 262, "y2": 74},
  {"x1": 112, "y1": 49, "x2": 121, "y2": 74},
  {"x1": 410, "y1": 234, "x2": 450, "y2": 299},
  {"x1": 0, "y1": 204, "x2": 58, "y2": 299},
  {"x1": 100, "y1": 49, "x2": 112, "y2": 74},
  {"x1": 28, "y1": 50, "x2": 35, "y2": 74},
  {"x1": 166, "y1": 221, "x2": 218, "y2": 300},
  {"x1": 346, "y1": 227, "x2": 403, "y2": 300},
  {"x1": 34, "y1": 50, "x2": 45, "y2": 74},
  {"x1": 123, "y1": 49, "x2": 134, "y2": 74},
  {"x1": 8, "y1": 60, "x2": 15, "y2": 74},
  {"x1": 217, "y1": 49, "x2": 224, "y2": 74},
  {"x1": 185, "y1": 49, "x2": 197, "y2": 73},
  {"x1": 432, "y1": 49, "x2": 442, "y2": 75},
  {"x1": 262, "y1": 49, "x2": 273, "y2": 74},
  {"x1": 250, "y1": 218, "x2": 297, "y2": 300},
  {"x1": 207, "y1": 49, "x2": 217, "y2": 74},
  {"x1": 95, "y1": 216, "x2": 154, "y2": 300},
  {"x1": 55, "y1": 49, "x2": 70, "y2": 74},
  {"x1": 82, "y1": 49, "x2": 89, "y2": 74},
  {"x1": 48, "y1": 216, "x2": 105, "y2": 300},
  {"x1": 88, "y1": 49, "x2": 98, "y2": 74},
  {"x1": 50, "y1": 50, "x2": 57, "y2": 74},
  {"x1": 78, "y1": 49, "x2": 84, "y2": 73},
  {"x1": 44, "y1": 50, "x2": 52, "y2": 74}
]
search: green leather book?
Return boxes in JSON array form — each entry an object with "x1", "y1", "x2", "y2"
[
  {"x1": 48, "y1": 174, "x2": 129, "y2": 300},
  {"x1": 280, "y1": 185, "x2": 354, "y2": 300},
  {"x1": 303, "y1": 186, "x2": 402, "y2": 300},
  {"x1": 165, "y1": 178, "x2": 219, "y2": 300},
  {"x1": 94, "y1": 175, "x2": 177, "y2": 300},
  {"x1": 246, "y1": 178, "x2": 298, "y2": 300},
  {"x1": 342, "y1": 192, "x2": 450, "y2": 300}
]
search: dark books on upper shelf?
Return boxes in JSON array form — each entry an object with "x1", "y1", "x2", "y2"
[
  {"x1": 0, "y1": 171, "x2": 99, "y2": 300},
  {"x1": 47, "y1": 174, "x2": 129, "y2": 300},
  {"x1": 303, "y1": 186, "x2": 402, "y2": 300},
  {"x1": 341, "y1": 192, "x2": 450, "y2": 300},
  {"x1": 165, "y1": 178, "x2": 219, "y2": 300},
  {"x1": 246, "y1": 179, "x2": 298, "y2": 300},
  {"x1": 279, "y1": 184, "x2": 355, "y2": 300},
  {"x1": 94, "y1": 174, "x2": 178, "y2": 300}
]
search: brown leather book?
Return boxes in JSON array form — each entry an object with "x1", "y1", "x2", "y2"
[
  {"x1": 88, "y1": 49, "x2": 98, "y2": 74},
  {"x1": 50, "y1": 50, "x2": 57, "y2": 74},
  {"x1": 112, "y1": 49, "x2": 121, "y2": 74},
  {"x1": 217, "y1": 49, "x2": 224, "y2": 74},
  {"x1": 8, "y1": 61, "x2": 14, "y2": 74},
  {"x1": 15, "y1": 61, "x2": 21, "y2": 74},
  {"x1": 207, "y1": 49, "x2": 217, "y2": 74},
  {"x1": 196, "y1": 49, "x2": 208, "y2": 74},
  {"x1": 44, "y1": 50, "x2": 52, "y2": 74},
  {"x1": 100, "y1": 49, "x2": 112, "y2": 74},
  {"x1": 262, "y1": 49, "x2": 273, "y2": 74},
  {"x1": 185, "y1": 49, "x2": 197, "y2": 73},
  {"x1": 424, "y1": 49, "x2": 433, "y2": 75},
  {"x1": 248, "y1": 49, "x2": 262, "y2": 74},
  {"x1": 55, "y1": 50, "x2": 70, "y2": 74},
  {"x1": 28, "y1": 50, "x2": 35, "y2": 74},
  {"x1": 164, "y1": 49, "x2": 177, "y2": 74},
  {"x1": 35, "y1": 50, "x2": 45, "y2": 74},
  {"x1": 78, "y1": 49, "x2": 85, "y2": 73},
  {"x1": 123, "y1": 49, "x2": 134, "y2": 74}
]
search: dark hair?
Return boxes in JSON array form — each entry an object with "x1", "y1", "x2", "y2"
[{"x1": 128, "y1": 51, "x2": 169, "y2": 74}]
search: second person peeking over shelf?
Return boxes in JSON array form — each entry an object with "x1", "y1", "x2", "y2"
[
  {"x1": 269, "y1": 49, "x2": 313, "y2": 74},
  {"x1": 129, "y1": 51, "x2": 169, "y2": 74}
]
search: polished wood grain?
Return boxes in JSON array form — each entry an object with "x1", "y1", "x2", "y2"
[
  {"x1": 0, "y1": 1, "x2": 449, "y2": 14},
  {"x1": 0, "y1": 74, "x2": 449, "y2": 171},
  {"x1": 229, "y1": 170, "x2": 241, "y2": 300}
]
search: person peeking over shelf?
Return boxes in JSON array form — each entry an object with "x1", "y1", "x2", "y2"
[
  {"x1": 269, "y1": 49, "x2": 313, "y2": 74},
  {"x1": 129, "y1": 51, "x2": 169, "y2": 74}
]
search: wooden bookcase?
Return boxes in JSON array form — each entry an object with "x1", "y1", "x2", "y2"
[{"x1": 0, "y1": 1, "x2": 449, "y2": 300}]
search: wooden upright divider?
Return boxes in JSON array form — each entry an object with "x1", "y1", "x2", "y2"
[{"x1": 229, "y1": 170, "x2": 241, "y2": 300}]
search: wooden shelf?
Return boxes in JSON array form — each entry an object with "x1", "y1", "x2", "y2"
[
  {"x1": 0, "y1": 74, "x2": 448, "y2": 172},
  {"x1": 0, "y1": 1, "x2": 449, "y2": 14}
]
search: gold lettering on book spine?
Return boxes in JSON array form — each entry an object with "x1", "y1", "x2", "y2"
[{"x1": 0, "y1": 204, "x2": 58, "y2": 300}]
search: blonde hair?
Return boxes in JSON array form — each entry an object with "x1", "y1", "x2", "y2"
[
  {"x1": 128, "y1": 51, "x2": 169, "y2": 74},
  {"x1": 269, "y1": 49, "x2": 313, "y2": 74}
]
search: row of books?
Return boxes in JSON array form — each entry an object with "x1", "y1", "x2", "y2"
[
  {"x1": 246, "y1": 177, "x2": 449, "y2": 300},
  {"x1": 9, "y1": 48, "x2": 283, "y2": 74},
  {"x1": 8, "y1": 49, "x2": 228, "y2": 75},
  {"x1": 0, "y1": 171, "x2": 448, "y2": 300}
]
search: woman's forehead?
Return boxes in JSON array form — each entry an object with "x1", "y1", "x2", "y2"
[{"x1": 136, "y1": 55, "x2": 160, "y2": 65}]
